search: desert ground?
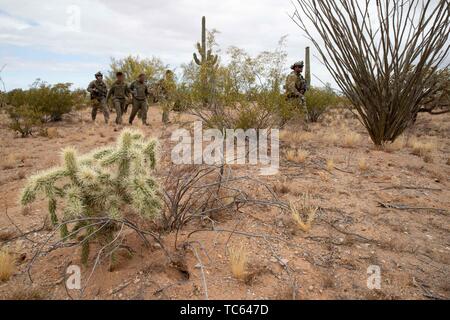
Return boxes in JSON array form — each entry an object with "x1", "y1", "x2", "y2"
[{"x1": 0, "y1": 104, "x2": 449, "y2": 300}]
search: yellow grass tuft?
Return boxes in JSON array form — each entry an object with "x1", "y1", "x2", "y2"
[
  {"x1": 326, "y1": 159, "x2": 335, "y2": 172},
  {"x1": 0, "y1": 250, "x2": 15, "y2": 282},
  {"x1": 228, "y1": 243, "x2": 248, "y2": 280},
  {"x1": 343, "y1": 131, "x2": 361, "y2": 148},
  {"x1": 318, "y1": 171, "x2": 329, "y2": 182},
  {"x1": 322, "y1": 131, "x2": 339, "y2": 146},
  {"x1": 281, "y1": 131, "x2": 314, "y2": 147},
  {"x1": 286, "y1": 149, "x2": 309, "y2": 164},
  {"x1": 290, "y1": 194, "x2": 318, "y2": 233},
  {"x1": 358, "y1": 158, "x2": 369, "y2": 172},
  {"x1": 384, "y1": 136, "x2": 406, "y2": 152},
  {"x1": 1, "y1": 154, "x2": 17, "y2": 170},
  {"x1": 409, "y1": 138, "x2": 437, "y2": 157}
]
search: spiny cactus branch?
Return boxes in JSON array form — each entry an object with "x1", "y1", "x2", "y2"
[{"x1": 20, "y1": 129, "x2": 161, "y2": 266}]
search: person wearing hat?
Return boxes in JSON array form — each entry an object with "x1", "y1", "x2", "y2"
[
  {"x1": 107, "y1": 71, "x2": 131, "y2": 125},
  {"x1": 87, "y1": 72, "x2": 110, "y2": 124},
  {"x1": 129, "y1": 73, "x2": 150, "y2": 126},
  {"x1": 285, "y1": 61, "x2": 308, "y2": 104}
]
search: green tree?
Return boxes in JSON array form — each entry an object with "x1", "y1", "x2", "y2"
[{"x1": 106, "y1": 55, "x2": 167, "y2": 86}]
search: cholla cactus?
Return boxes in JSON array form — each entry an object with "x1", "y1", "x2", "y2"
[{"x1": 21, "y1": 129, "x2": 161, "y2": 265}]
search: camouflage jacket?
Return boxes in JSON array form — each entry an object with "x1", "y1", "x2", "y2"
[
  {"x1": 285, "y1": 71, "x2": 307, "y2": 97},
  {"x1": 107, "y1": 80, "x2": 131, "y2": 100},
  {"x1": 129, "y1": 80, "x2": 149, "y2": 101},
  {"x1": 158, "y1": 77, "x2": 176, "y2": 101},
  {"x1": 87, "y1": 80, "x2": 108, "y2": 99}
]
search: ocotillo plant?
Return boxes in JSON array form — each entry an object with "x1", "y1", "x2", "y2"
[
  {"x1": 305, "y1": 47, "x2": 311, "y2": 88},
  {"x1": 193, "y1": 16, "x2": 219, "y2": 69},
  {"x1": 20, "y1": 129, "x2": 161, "y2": 265}
]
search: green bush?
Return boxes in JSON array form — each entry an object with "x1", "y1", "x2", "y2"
[
  {"x1": 106, "y1": 55, "x2": 167, "y2": 88},
  {"x1": 304, "y1": 86, "x2": 338, "y2": 122},
  {"x1": 5, "y1": 104, "x2": 41, "y2": 137},
  {"x1": 5, "y1": 81, "x2": 83, "y2": 136},
  {"x1": 20, "y1": 129, "x2": 161, "y2": 266},
  {"x1": 183, "y1": 36, "x2": 297, "y2": 130}
]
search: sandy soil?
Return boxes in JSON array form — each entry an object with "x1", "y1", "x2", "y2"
[{"x1": 0, "y1": 105, "x2": 449, "y2": 300}]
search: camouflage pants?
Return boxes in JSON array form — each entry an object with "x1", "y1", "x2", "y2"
[
  {"x1": 161, "y1": 101, "x2": 172, "y2": 124},
  {"x1": 129, "y1": 99, "x2": 148, "y2": 125},
  {"x1": 91, "y1": 98, "x2": 109, "y2": 123},
  {"x1": 113, "y1": 99, "x2": 127, "y2": 125}
]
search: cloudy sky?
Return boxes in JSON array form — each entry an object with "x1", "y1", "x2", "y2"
[{"x1": 0, "y1": 0, "x2": 336, "y2": 90}]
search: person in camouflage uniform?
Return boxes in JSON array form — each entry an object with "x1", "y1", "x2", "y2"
[
  {"x1": 285, "y1": 61, "x2": 308, "y2": 106},
  {"x1": 106, "y1": 72, "x2": 131, "y2": 125},
  {"x1": 87, "y1": 72, "x2": 109, "y2": 124},
  {"x1": 159, "y1": 70, "x2": 176, "y2": 124},
  {"x1": 129, "y1": 73, "x2": 150, "y2": 126}
]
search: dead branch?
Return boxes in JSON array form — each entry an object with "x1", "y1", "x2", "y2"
[{"x1": 377, "y1": 202, "x2": 449, "y2": 215}]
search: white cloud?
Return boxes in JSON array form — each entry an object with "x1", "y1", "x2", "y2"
[{"x1": 0, "y1": 0, "x2": 334, "y2": 88}]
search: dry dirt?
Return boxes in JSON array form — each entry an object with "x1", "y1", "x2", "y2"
[{"x1": 0, "y1": 105, "x2": 449, "y2": 300}]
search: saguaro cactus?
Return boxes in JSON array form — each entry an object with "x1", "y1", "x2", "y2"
[
  {"x1": 193, "y1": 16, "x2": 218, "y2": 68},
  {"x1": 305, "y1": 46, "x2": 311, "y2": 88}
]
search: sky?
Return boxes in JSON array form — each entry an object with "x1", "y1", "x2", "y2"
[{"x1": 0, "y1": 0, "x2": 335, "y2": 90}]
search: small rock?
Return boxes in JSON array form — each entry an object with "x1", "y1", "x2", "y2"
[
  {"x1": 279, "y1": 259, "x2": 289, "y2": 266},
  {"x1": 308, "y1": 286, "x2": 314, "y2": 291}
]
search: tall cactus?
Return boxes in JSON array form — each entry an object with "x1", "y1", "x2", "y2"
[
  {"x1": 193, "y1": 16, "x2": 218, "y2": 68},
  {"x1": 305, "y1": 46, "x2": 311, "y2": 88}
]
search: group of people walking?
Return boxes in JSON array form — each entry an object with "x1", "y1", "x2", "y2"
[
  {"x1": 86, "y1": 59, "x2": 307, "y2": 127},
  {"x1": 87, "y1": 71, "x2": 174, "y2": 126}
]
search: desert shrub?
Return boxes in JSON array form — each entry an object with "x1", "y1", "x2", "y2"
[
  {"x1": 105, "y1": 55, "x2": 167, "y2": 88},
  {"x1": 5, "y1": 81, "x2": 83, "y2": 136},
  {"x1": 183, "y1": 35, "x2": 297, "y2": 130},
  {"x1": 20, "y1": 129, "x2": 161, "y2": 265},
  {"x1": 304, "y1": 85, "x2": 338, "y2": 122},
  {"x1": 5, "y1": 103, "x2": 41, "y2": 137}
]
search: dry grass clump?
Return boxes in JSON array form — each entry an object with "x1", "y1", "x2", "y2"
[
  {"x1": 321, "y1": 131, "x2": 339, "y2": 146},
  {"x1": 384, "y1": 136, "x2": 407, "y2": 152},
  {"x1": 286, "y1": 149, "x2": 309, "y2": 164},
  {"x1": 409, "y1": 137, "x2": 437, "y2": 157},
  {"x1": 358, "y1": 158, "x2": 369, "y2": 172},
  {"x1": 4, "y1": 287, "x2": 46, "y2": 300},
  {"x1": 40, "y1": 127, "x2": 60, "y2": 139},
  {"x1": 326, "y1": 159, "x2": 335, "y2": 171},
  {"x1": 290, "y1": 193, "x2": 318, "y2": 233},
  {"x1": 318, "y1": 171, "x2": 329, "y2": 182},
  {"x1": 1, "y1": 154, "x2": 17, "y2": 170},
  {"x1": 281, "y1": 131, "x2": 314, "y2": 147},
  {"x1": 274, "y1": 182, "x2": 291, "y2": 195},
  {"x1": 0, "y1": 250, "x2": 15, "y2": 282},
  {"x1": 342, "y1": 131, "x2": 361, "y2": 148},
  {"x1": 228, "y1": 243, "x2": 248, "y2": 280}
]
